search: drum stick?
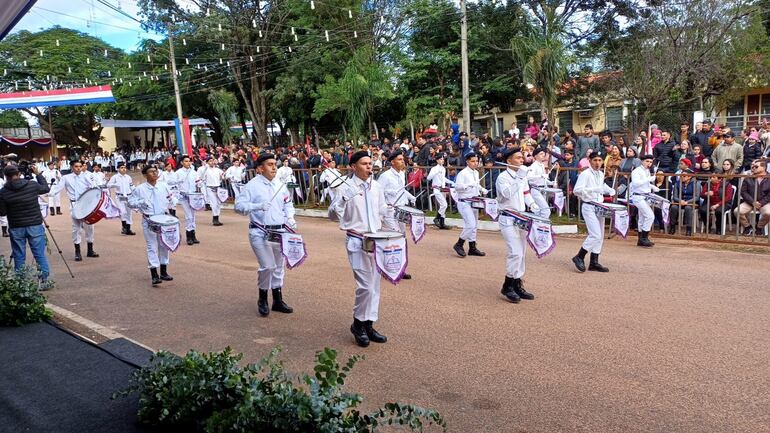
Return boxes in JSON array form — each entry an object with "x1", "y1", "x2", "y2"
[{"x1": 393, "y1": 177, "x2": 419, "y2": 205}]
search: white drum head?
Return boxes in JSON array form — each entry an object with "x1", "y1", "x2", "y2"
[
  {"x1": 397, "y1": 205, "x2": 424, "y2": 216},
  {"x1": 72, "y1": 188, "x2": 102, "y2": 220},
  {"x1": 364, "y1": 231, "x2": 404, "y2": 240},
  {"x1": 149, "y1": 214, "x2": 179, "y2": 226}
]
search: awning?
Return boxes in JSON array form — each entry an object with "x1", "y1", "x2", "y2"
[
  {"x1": 0, "y1": 86, "x2": 115, "y2": 109},
  {"x1": 0, "y1": 136, "x2": 51, "y2": 147},
  {"x1": 100, "y1": 118, "x2": 211, "y2": 128},
  {"x1": 0, "y1": 0, "x2": 37, "y2": 40}
]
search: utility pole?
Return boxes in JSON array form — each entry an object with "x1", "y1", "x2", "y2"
[
  {"x1": 460, "y1": 0, "x2": 471, "y2": 134},
  {"x1": 167, "y1": 22, "x2": 186, "y2": 152}
]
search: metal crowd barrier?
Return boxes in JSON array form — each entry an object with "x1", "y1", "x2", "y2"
[{"x1": 230, "y1": 165, "x2": 769, "y2": 244}]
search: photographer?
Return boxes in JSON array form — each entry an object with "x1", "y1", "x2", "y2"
[{"x1": 0, "y1": 164, "x2": 52, "y2": 287}]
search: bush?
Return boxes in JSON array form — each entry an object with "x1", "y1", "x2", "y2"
[
  {"x1": 0, "y1": 258, "x2": 52, "y2": 326},
  {"x1": 118, "y1": 347, "x2": 446, "y2": 433}
]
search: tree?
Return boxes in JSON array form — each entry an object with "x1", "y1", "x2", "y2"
[
  {"x1": 607, "y1": 0, "x2": 770, "y2": 131},
  {"x1": 0, "y1": 110, "x2": 28, "y2": 128}
]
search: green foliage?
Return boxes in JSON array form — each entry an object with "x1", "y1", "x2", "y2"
[
  {"x1": 118, "y1": 346, "x2": 446, "y2": 433},
  {"x1": 0, "y1": 259, "x2": 52, "y2": 327},
  {"x1": 0, "y1": 110, "x2": 28, "y2": 128}
]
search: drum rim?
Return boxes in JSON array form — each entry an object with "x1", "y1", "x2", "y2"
[
  {"x1": 72, "y1": 188, "x2": 104, "y2": 220},
  {"x1": 396, "y1": 205, "x2": 424, "y2": 214},
  {"x1": 148, "y1": 214, "x2": 179, "y2": 225},
  {"x1": 364, "y1": 231, "x2": 404, "y2": 238}
]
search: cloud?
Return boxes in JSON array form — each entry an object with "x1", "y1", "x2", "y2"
[{"x1": 11, "y1": 0, "x2": 161, "y2": 51}]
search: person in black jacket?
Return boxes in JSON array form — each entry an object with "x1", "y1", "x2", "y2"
[
  {"x1": 0, "y1": 164, "x2": 52, "y2": 286},
  {"x1": 653, "y1": 131, "x2": 677, "y2": 173}
]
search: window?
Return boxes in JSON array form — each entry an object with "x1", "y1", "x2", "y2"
[
  {"x1": 605, "y1": 107, "x2": 624, "y2": 130},
  {"x1": 761, "y1": 94, "x2": 770, "y2": 115},
  {"x1": 725, "y1": 99, "x2": 745, "y2": 131},
  {"x1": 558, "y1": 111, "x2": 573, "y2": 132}
]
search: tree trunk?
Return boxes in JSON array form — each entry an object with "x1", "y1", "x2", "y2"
[{"x1": 150, "y1": 129, "x2": 156, "y2": 150}]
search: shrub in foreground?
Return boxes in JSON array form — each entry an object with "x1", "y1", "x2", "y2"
[{"x1": 0, "y1": 259, "x2": 52, "y2": 326}]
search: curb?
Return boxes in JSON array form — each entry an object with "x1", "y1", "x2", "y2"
[{"x1": 47, "y1": 303, "x2": 156, "y2": 352}]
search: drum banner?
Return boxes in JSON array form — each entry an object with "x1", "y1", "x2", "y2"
[
  {"x1": 526, "y1": 219, "x2": 556, "y2": 259},
  {"x1": 281, "y1": 232, "x2": 308, "y2": 269},
  {"x1": 160, "y1": 224, "x2": 181, "y2": 252},
  {"x1": 188, "y1": 194, "x2": 205, "y2": 211},
  {"x1": 216, "y1": 187, "x2": 229, "y2": 203},
  {"x1": 373, "y1": 236, "x2": 408, "y2": 285},
  {"x1": 484, "y1": 198, "x2": 499, "y2": 221},
  {"x1": 613, "y1": 209, "x2": 630, "y2": 238},
  {"x1": 101, "y1": 195, "x2": 121, "y2": 219},
  {"x1": 660, "y1": 201, "x2": 670, "y2": 226},
  {"x1": 553, "y1": 191, "x2": 565, "y2": 212},
  {"x1": 409, "y1": 215, "x2": 426, "y2": 244}
]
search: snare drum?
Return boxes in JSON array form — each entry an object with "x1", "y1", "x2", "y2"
[
  {"x1": 639, "y1": 193, "x2": 668, "y2": 207},
  {"x1": 500, "y1": 209, "x2": 551, "y2": 231},
  {"x1": 362, "y1": 231, "x2": 404, "y2": 253},
  {"x1": 72, "y1": 188, "x2": 109, "y2": 224},
  {"x1": 185, "y1": 192, "x2": 206, "y2": 211},
  {"x1": 393, "y1": 205, "x2": 424, "y2": 223},
  {"x1": 536, "y1": 187, "x2": 563, "y2": 195},
  {"x1": 148, "y1": 214, "x2": 179, "y2": 233},
  {"x1": 591, "y1": 202, "x2": 627, "y2": 217},
  {"x1": 460, "y1": 197, "x2": 486, "y2": 209}
]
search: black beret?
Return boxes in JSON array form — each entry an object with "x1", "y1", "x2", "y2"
[
  {"x1": 640, "y1": 154, "x2": 654, "y2": 161},
  {"x1": 532, "y1": 147, "x2": 546, "y2": 157},
  {"x1": 465, "y1": 152, "x2": 478, "y2": 160},
  {"x1": 256, "y1": 153, "x2": 276, "y2": 165},
  {"x1": 350, "y1": 150, "x2": 370, "y2": 165},
  {"x1": 387, "y1": 149, "x2": 404, "y2": 162},
  {"x1": 503, "y1": 147, "x2": 523, "y2": 161},
  {"x1": 116, "y1": 162, "x2": 126, "y2": 168},
  {"x1": 435, "y1": 152, "x2": 446, "y2": 160}
]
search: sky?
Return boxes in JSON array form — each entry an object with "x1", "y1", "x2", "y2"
[{"x1": 12, "y1": 0, "x2": 162, "y2": 52}]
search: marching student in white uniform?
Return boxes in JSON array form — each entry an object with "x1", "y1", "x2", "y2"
[
  {"x1": 377, "y1": 150, "x2": 415, "y2": 279},
  {"x1": 452, "y1": 152, "x2": 488, "y2": 257},
  {"x1": 318, "y1": 159, "x2": 343, "y2": 204},
  {"x1": 172, "y1": 156, "x2": 202, "y2": 245},
  {"x1": 630, "y1": 155, "x2": 659, "y2": 248},
  {"x1": 526, "y1": 148, "x2": 553, "y2": 219},
  {"x1": 224, "y1": 158, "x2": 246, "y2": 197},
  {"x1": 128, "y1": 165, "x2": 175, "y2": 286},
  {"x1": 92, "y1": 164, "x2": 107, "y2": 187},
  {"x1": 59, "y1": 157, "x2": 71, "y2": 175},
  {"x1": 572, "y1": 153, "x2": 616, "y2": 273},
  {"x1": 427, "y1": 153, "x2": 453, "y2": 229},
  {"x1": 106, "y1": 162, "x2": 136, "y2": 235},
  {"x1": 42, "y1": 161, "x2": 62, "y2": 216},
  {"x1": 329, "y1": 150, "x2": 389, "y2": 348},
  {"x1": 496, "y1": 147, "x2": 539, "y2": 303},
  {"x1": 48, "y1": 160, "x2": 100, "y2": 261},
  {"x1": 200, "y1": 157, "x2": 225, "y2": 226},
  {"x1": 158, "y1": 162, "x2": 178, "y2": 217},
  {"x1": 234, "y1": 153, "x2": 296, "y2": 317}
]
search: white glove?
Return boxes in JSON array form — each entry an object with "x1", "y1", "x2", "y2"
[
  {"x1": 258, "y1": 202, "x2": 272, "y2": 211},
  {"x1": 286, "y1": 218, "x2": 297, "y2": 230},
  {"x1": 530, "y1": 203, "x2": 541, "y2": 213},
  {"x1": 651, "y1": 185, "x2": 660, "y2": 193},
  {"x1": 480, "y1": 187, "x2": 489, "y2": 195},
  {"x1": 607, "y1": 187, "x2": 616, "y2": 196},
  {"x1": 408, "y1": 196, "x2": 416, "y2": 205}
]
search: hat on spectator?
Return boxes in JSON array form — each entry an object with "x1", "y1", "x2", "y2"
[
  {"x1": 350, "y1": 150, "x2": 370, "y2": 165},
  {"x1": 256, "y1": 153, "x2": 275, "y2": 165},
  {"x1": 680, "y1": 158, "x2": 692, "y2": 168},
  {"x1": 388, "y1": 150, "x2": 404, "y2": 162},
  {"x1": 724, "y1": 131, "x2": 735, "y2": 138},
  {"x1": 532, "y1": 148, "x2": 546, "y2": 158},
  {"x1": 640, "y1": 154, "x2": 654, "y2": 161},
  {"x1": 503, "y1": 147, "x2": 523, "y2": 160},
  {"x1": 3, "y1": 164, "x2": 19, "y2": 177}
]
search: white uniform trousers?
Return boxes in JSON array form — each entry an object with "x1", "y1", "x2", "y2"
[
  {"x1": 499, "y1": 215, "x2": 527, "y2": 279},
  {"x1": 457, "y1": 201, "x2": 478, "y2": 241},
  {"x1": 249, "y1": 229, "x2": 285, "y2": 290},
  {"x1": 433, "y1": 190, "x2": 448, "y2": 216},
  {"x1": 530, "y1": 188, "x2": 551, "y2": 219},
  {"x1": 116, "y1": 197, "x2": 133, "y2": 224},
  {"x1": 48, "y1": 191, "x2": 61, "y2": 208},
  {"x1": 141, "y1": 219, "x2": 169, "y2": 268},
  {"x1": 632, "y1": 195, "x2": 654, "y2": 232},
  {"x1": 180, "y1": 197, "x2": 197, "y2": 231},
  {"x1": 581, "y1": 203, "x2": 605, "y2": 254},
  {"x1": 346, "y1": 236, "x2": 380, "y2": 322},
  {"x1": 71, "y1": 214, "x2": 94, "y2": 244},
  {"x1": 206, "y1": 187, "x2": 221, "y2": 217}
]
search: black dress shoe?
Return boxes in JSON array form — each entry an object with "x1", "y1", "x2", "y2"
[
  {"x1": 257, "y1": 290, "x2": 270, "y2": 316},
  {"x1": 364, "y1": 321, "x2": 387, "y2": 343},
  {"x1": 500, "y1": 276, "x2": 520, "y2": 303},
  {"x1": 351, "y1": 319, "x2": 370, "y2": 347},
  {"x1": 513, "y1": 278, "x2": 535, "y2": 300},
  {"x1": 401, "y1": 273, "x2": 412, "y2": 280}
]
